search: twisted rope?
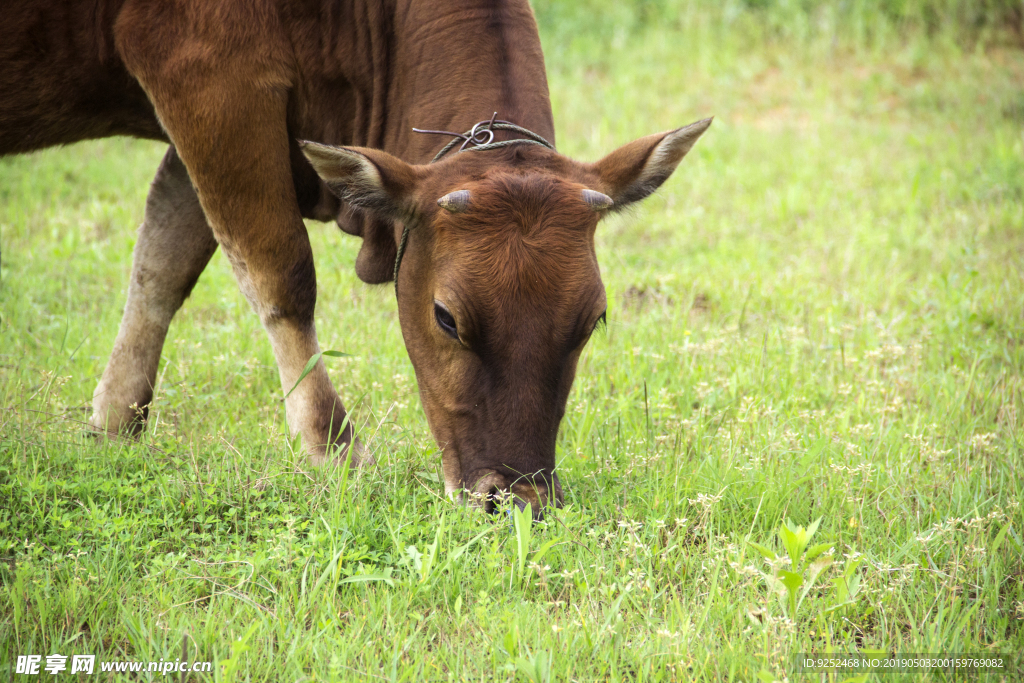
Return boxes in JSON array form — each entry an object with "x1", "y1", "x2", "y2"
[
  {"x1": 393, "y1": 114, "x2": 555, "y2": 294},
  {"x1": 414, "y1": 113, "x2": 554, "y2": 163}
]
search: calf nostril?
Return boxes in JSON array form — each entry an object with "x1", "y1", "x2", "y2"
[
  {"x1": 481, "y1": 488, "x2": 543, "y2": 521},
  {"x1": 483, "y1": 487, "x2": 506, "y2": 515}
]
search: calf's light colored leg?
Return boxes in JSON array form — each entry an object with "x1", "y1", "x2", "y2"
[
  {"x1": 116, "y1": 16, "x2": 365, "y2": 466},
  {"x1": 90, "y1": 147, "x2": 217, "y2": 435}
]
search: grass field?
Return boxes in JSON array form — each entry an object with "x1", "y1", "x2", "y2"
[{"x1": 2, "y1": 2, "x2": 1023, "y2": 681}]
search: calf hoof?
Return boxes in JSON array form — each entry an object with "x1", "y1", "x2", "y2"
[
  {"x1": 307, "y1": 435, "x2": 374, "y2": 469},
  {"x1": 88, "y1": 402, "x2": 149, "y2": 438}
]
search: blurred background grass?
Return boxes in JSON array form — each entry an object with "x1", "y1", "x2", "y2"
[{"x1": 535, "y1": 0, "x2": 1023, "y2": 54}]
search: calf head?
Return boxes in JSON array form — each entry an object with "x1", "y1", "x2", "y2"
[{"x1": 301, "y1": 118, "x2": 710, "y2": 515}]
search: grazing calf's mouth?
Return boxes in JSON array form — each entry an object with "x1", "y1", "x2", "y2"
[
  {"x1": 301, "y1": 116, "x2": 712, "y2": 510},
  {"x1": 465, "y1": 470, "x2": 563, "y2": 519}
]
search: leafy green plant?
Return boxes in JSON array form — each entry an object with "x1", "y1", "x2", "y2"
[
  {"x1": 396, "y1": 512, "x2": 493, "y2": 587},
  {"x1": 516, "y1": 648, "x2": 553, "y2": 683},
  {"x1": 821, "y1": 553, "x2": 866, "y2": 620},
  {"x1": 511, "y1": 503, "x2": 559, "y2": 586},
  {"x1": 218, "y1": 623, "x2": 258, "y2": 683},
  {"x1": 750, "y1": 517, "x2": 833, "y2": 619}
]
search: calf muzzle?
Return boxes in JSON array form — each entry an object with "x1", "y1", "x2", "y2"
[{"x1": 466, "y1": 470, "x2": 563, "y2": 520}]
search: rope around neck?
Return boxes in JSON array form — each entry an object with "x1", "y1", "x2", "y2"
[{"x1": 392, "y1": 115, "x2": 555, "y2": 294}]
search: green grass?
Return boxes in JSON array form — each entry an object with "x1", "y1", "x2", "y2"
[{"x1": 2, "y1": 4, "x2": 1023, "y2": 681}]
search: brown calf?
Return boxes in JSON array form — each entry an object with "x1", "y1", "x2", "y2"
[{"x1": 0, "y1": 0, "x2": 709, "y2": 513}]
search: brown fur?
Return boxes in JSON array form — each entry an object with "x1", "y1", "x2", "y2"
[{"x1": 0, "y1": 0, "x2": 710, "y2": 513}]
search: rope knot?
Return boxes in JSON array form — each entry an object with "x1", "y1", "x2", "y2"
[{"x1": 412, "y1": 112, "x2": 554, "y2": 163}]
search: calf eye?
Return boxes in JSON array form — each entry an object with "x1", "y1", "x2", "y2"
[{"x1": 434, "y1": 301, "x2": 459, "y2": 339}]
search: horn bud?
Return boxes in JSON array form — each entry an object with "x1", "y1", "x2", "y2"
[
  {"x1": 582, "y1": 189, "x2": 614, "y2": 211},
  {"x1": 437, "y1": 190, "x2": 471, "y2": 213}
]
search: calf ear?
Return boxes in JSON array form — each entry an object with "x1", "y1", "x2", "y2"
[
  {"x1": 299, "y1": 141, "x2": 421, "y2": 222},
  {"x1": 590, "y1": 117, "x2": 712, "y2": 209},
  {"x1": 300, "y1": 141, "x2": 423, "y2": 284}
]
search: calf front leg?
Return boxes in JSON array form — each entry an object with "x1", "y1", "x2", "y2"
[
  {"x1": 219, "y1": 234, "x2": 363, "y2": 466},
  {"x1": 117, "y1": 32, "x2": 364, "y2": 465},
  {"x1": 90, "y1": 147, "x2": 217, "y2": 435}
]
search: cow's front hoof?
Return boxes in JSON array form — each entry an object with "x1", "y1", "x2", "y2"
[
  {"x1": 88, "y1": 402, "x2": 149, "y2": 438},
  {"x1": 307, "y1": 435, "x2": 374, "y2": 469}
]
